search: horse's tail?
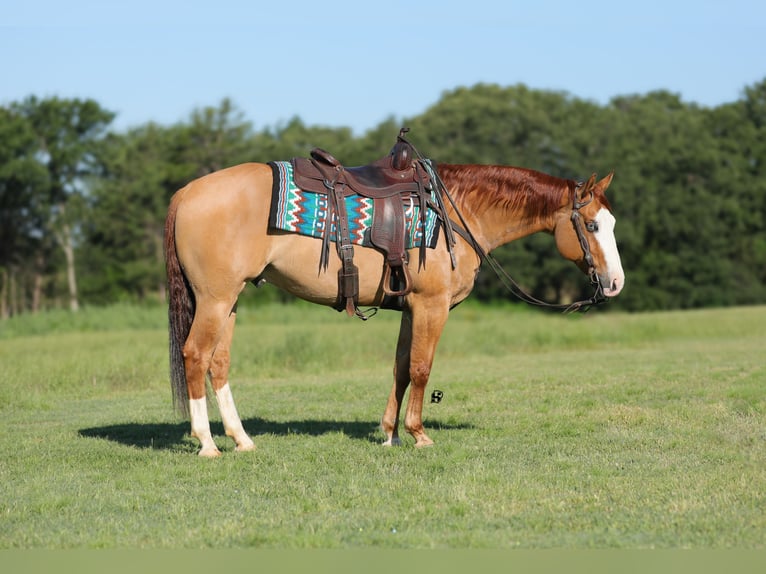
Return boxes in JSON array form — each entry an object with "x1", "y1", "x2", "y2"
[{"x1": 164, "y1": 190, "x2": 193, "y2": 418}]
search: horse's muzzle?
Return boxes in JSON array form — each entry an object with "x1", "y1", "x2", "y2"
[{"x1": 602, "y1": 275, "x2": 624, "y2": 297}]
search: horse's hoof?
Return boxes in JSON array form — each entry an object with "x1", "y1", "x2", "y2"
[
  {"x1": 382, "y1": 437, "x2": 402, "y2": 447},
  {"x1": 414, "y1": 438, "x2": 434, "y2": 448},
  {"x1": 198, "y1": 447, "x2": 222, "y2": 458},
  {"x1": 235, "y1": 441, "x2": 256, "y2": 452}
]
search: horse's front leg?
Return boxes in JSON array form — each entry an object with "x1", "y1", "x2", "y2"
[
  {"x1": 381, "y1": 309, "x2": 414, "y2": 446},
  {"x1": 405, "y1": 300, "x2": 449, "y2": 446},
  {"x1": 209, "y1": 309, "x2": 255, "y2": 452},
  {"x1": 384, "y1": 298, "x2": 449, "y2": 447}
]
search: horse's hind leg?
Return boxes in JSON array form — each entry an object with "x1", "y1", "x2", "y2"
[
  {"x1": 184, "y1": 297, "x2": 237, "y2": 457},
  {"x1": 209, "y1": 308, "x2": 255, "y2": 452}
]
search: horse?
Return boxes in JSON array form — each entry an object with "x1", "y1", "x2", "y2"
[{"x1": 164, "y1": 149, "x2": 625, "y2": 457}]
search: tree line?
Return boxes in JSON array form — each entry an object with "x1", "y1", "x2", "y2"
[{"x1": 1, "y1": 80, "x2": 765, "y2": 317}]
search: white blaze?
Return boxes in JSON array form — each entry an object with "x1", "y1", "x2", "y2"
[{"x1": 593, "y1": 208, "x2": 625, "y2": 297}]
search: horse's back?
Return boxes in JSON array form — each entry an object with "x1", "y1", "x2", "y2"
[{"x1": 174, "y1": 162, "x2": 272, "y2": 218}]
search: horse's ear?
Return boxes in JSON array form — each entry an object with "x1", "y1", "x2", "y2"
[
  {"x1": 595, "y1": 171, "x2": 614, "y2": 192},
  {"x1": 576, "y1": 173, "x2": 597, "y2": 202}
]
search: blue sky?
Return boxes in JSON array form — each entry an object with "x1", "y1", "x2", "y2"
[{"x1": 2, "y1": 0, "x2": 765, "y2": 134}]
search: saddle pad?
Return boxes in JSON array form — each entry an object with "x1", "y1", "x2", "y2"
[{"x1": 268, "y1": 161, "x2": 440, "y2": 249}]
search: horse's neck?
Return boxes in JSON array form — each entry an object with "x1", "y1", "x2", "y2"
[{"x1": 439, "y1": 164, "x2": 570, "y2": 252}]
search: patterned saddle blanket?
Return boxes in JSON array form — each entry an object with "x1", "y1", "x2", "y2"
[{"x1": 268, "y1": 161, "x2": 441, "y2": 249}]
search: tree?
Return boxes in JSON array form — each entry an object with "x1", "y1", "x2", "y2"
[
  {"x1": 10, "y1": 96, "x2": 114, "y2": 312},
  {"x1": 86, "y1": 101, "x2": 256, "y2": 303},
  {"x1": 0, "y1": 106, "x2": 49, "y2": 316},
  {"x1": 5, "y1": 78, "x2": 766, "y2": 313},
  {"x1": 181, "y1": 98, "x2": 254, "y2": 176},
  {"x1": 252, "y1": 116, "x2": 356, "y2": 163},
  {"x1": 85, "y1": 124, "x2": 179, "y2": 303},
  {"x1": 705, "y1": 80, "x2": 766, "y2": 304}
]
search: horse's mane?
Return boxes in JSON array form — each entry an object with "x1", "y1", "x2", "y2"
[{"x1": 436, "y1": 164, "x2": 590, "y2": 219}]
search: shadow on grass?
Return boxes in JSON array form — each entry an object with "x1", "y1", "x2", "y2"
[{"x1": 78, "y1": 417, "x2": 474, "y2": 451}]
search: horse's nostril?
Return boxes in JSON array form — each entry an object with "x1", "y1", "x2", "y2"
[{"x1": 606, "y1": 276, "x2": 625, "y2": 296}]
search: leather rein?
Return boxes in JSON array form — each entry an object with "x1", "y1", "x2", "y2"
[
  {"x1": 403, "y1": 134, "x2": 607, "y2": 314},
  {"x1": 454, "y1": 187, "x2": 608, "y2": 314}
]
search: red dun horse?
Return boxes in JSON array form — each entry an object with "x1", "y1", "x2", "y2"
[{"x1": 165, "y1": 150, "x2": 624, "y2": 457}]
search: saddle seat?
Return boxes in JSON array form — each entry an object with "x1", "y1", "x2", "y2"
[
  {"x1": 292, "y1": 137, "x2": 424, "y2": 199},
  {"x1": 289, "y1": 129, "x2": 434, "y2": 318}
]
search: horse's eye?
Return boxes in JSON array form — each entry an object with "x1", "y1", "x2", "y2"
[{"x1": 586, "y1": 221, "x2": 599, "y2": 233}]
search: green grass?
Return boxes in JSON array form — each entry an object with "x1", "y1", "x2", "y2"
[{"x1": 0, "y1": 302, "x2": 764, "y2": 548}]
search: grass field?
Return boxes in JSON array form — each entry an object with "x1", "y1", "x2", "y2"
[{"x1": 0, "y1": 302, "x2": 764, "y2": 549}]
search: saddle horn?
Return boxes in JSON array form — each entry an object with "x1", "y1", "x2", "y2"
[{"x1": 391, "y1": 128, "x2": 414, "y2": 171}]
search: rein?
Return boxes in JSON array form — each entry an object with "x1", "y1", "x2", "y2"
[
  {"x1": 402, "y1": 132, "x2": 607, "y2": 314},
  {"x1": 454, "y1": 190, "x2": 607, "y2": 314}
]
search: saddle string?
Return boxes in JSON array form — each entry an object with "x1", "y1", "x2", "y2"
[
  {"x1": 311, "y1": 157, "x2": 372, "y2": 320},
  {"x1": 398, "y1": 132, "x2": 606, "y2": 314}
]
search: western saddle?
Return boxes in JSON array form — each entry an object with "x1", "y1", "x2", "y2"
[{"x1": 291, "y1": 128, "x2": 440, "y2": 318}]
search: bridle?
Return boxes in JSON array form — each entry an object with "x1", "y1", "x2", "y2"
[
  {"x1": 564, "y1": 187, "x2": 608, "y2": 310},
  {"x1": 448, "y1": 178, "x2": 607, "y2": 313},
  {"x1": 403, "y1": 133, "x2": 607, "y2": 313}
]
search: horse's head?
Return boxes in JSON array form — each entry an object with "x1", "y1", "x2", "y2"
[{"x1": 553, "y1": 173, "x2": 625, "y2": 298}]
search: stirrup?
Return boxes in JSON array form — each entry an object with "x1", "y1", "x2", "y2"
[{"x1": 382, "y1": 263, "x2": 413, "y2": 297}]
